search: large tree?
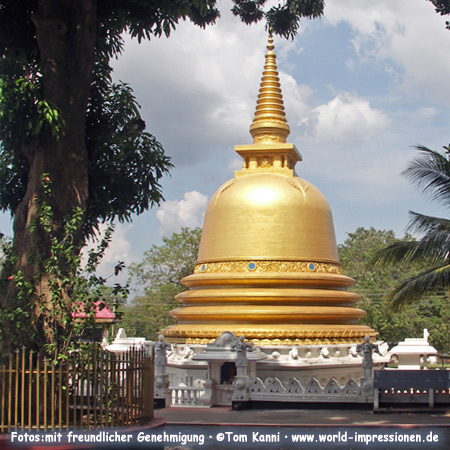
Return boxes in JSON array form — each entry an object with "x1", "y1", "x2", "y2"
[{"x1": 0, "y1": 1, "x2": 325, "y2": 352}]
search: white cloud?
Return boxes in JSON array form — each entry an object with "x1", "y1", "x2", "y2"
[
  {"x1": 101, "y1": 224, "x2": 133, "y2": 266},
  {"x1": 325, "y1": 0, "x2": 450, "y2": 103},
  {"x1": 416, "y1": 107, "x2": 438, "y2": 121},
  {"x1": 156, "y1": 191, "x2": 208, "y2": 236},
  {"x1": 112, "y1": 5, "x2": 269, "y2": 167},
  {"x1": 279, "y1": 73, "x2": 314, "y2": 129},
  {"x1": 227, "y1": 157, "x2": 242, "y2": 171},
  {"x1": 337, "y1": 155, "x2": 408, "y2": 205},
  {"x1": 309, "y1": 93, "x2": 390, "y2": 142},
  {"x1": 83, "y1": 223, "x2": 135, "y2": 284},
  {"x1": 407, "y1": 106, "x2": 439, "y2": 126}
]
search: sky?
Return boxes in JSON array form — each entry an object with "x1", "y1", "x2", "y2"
[{"x1": 1, "y1": 0, "x2": 450, "y2": 284}]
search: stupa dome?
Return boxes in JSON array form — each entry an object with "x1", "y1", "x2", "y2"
[
  {"x1": 163, "y1": 35, "x2": 376, "y2": 345},
  {"x1": 197, "y1": 173, "x2": 338, "y2": 263}
]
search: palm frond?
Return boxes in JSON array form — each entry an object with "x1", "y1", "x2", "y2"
[
  {"x1": 377, "y1": 144, "x2": 450, "y2": 310},
  {"x1": 371, "y1": 240, "x2": 421, "y2": 267},
  {"x1": 407, "y1": 211, "x2": 450, "y2": 234},
  {"x1": 403, "y1": 145, "x2": 450, "y2": 209},
  {"x1": 373, "y1": 226, "x2": 450, "y2": 267},
  {"x1": 388, "y1": 262, "x2": 450, "y2": 310},
  {"x1": 407, "y1": 211, "x2": 450, "y2": 233}
]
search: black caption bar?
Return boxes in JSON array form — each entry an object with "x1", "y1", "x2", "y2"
[{"x1": 8, "y1": 424, "x2": 450, "y2": 449}]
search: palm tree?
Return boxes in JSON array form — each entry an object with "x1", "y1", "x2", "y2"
[{"x1": 373, "y1": 144, "x2": 450, "y2": 309}]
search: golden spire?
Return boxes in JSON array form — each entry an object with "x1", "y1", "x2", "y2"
[
  {"x1": 162, "y1": 34, "x2": 376, "y2": 346},
  {"x1": 250, "y1": 33, "x2": 290, "y2": 143}
]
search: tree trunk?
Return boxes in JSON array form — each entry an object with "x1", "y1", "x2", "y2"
[{"x1": 5, "y1": 0, "x2": 97, "y2": 350}]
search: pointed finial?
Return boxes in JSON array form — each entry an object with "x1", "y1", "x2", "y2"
[
  {"x1": 267, "y1": 29, "x2": 274, "y2": 50},
  {"x1": 249, "y1": 33, "x2": 290, "y2": 143}
]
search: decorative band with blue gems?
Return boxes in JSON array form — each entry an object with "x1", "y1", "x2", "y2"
[{"x1": 195, "y1": 260, "x2": 342, "y2": 274}]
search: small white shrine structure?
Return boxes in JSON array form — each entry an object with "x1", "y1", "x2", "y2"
[
  {"x1": 105, "y1": 328, "x2": 153, "y2": 355},
  {"x1": 389, "y1": 329, "x2": 438, "y2": 370}
]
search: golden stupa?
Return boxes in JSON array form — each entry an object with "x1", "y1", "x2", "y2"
[{"x1": 163, "y1": 35, "x2": 376, "y2": 346}]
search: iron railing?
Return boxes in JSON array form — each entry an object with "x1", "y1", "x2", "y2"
[{"x1": 0, "y1": 347, "x2": 154, "y2": 433}]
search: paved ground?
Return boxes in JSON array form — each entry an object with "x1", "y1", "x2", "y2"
[{"x1": 156, "y1": 405, "x2": 450, "y2": 426}]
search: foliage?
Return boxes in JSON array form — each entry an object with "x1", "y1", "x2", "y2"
[
  {"x1": 85, "y1": 80, "x2": 171, "y2": 232},
  {"x1": 0, "y1": 77, "x2": 65, "y2": 214},
  {"x1": 339, "y1": 228, "x2": 407, "y2": 292},
  {"x1": 123, "y1": 227, "x2": 202, "y2": 340},
  {"x1": 0, "y1": 36, "x2": 173, "y2": 237},
  {"x1": 372, "y1": 145, "x2": 450, "y2": 308},
  {"x1": 231, "y1": 0, "x2": 325, "y2": 39},
  {"x1": 339, "y1": 227, "x2": 450, "y2": 353},
  {"x1": 428, "y1": 0, "x2": 450, "y2": 29},
  {"x1": 0, "y1": 175, "x2": 127, "y2": 359}
]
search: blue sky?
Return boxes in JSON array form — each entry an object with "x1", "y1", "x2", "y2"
[{"x1": 1, "y1": 0, "x2": 450, "y2": 283}]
